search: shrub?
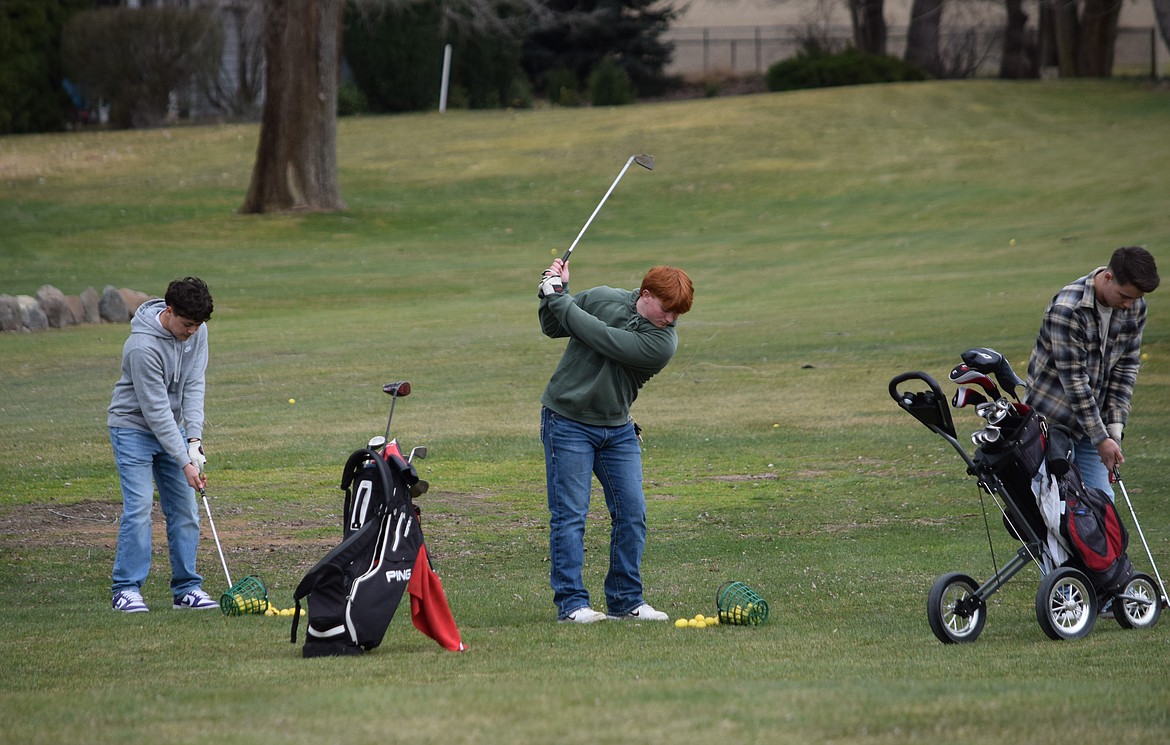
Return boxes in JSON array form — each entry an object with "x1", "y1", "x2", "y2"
[
  {"x1": 588, "y1": 57, "x2": 635, "y2": 106},
  {"x1": 765, "y1": 47, "x2": 930, "y2": 92},
  {"x1": 62, "y1": 5, "x2": 223, "y2": 129},
  {"x1": 543, "y1": 68, "x2": 578, "y2": 106},
  {"x1": 337, "y1": 82, "x2": 369, "y2": 116}
]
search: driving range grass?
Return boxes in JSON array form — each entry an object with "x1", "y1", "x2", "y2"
[{"x1": 2, "y1": 79, "x2": 1170, "y2": 743}]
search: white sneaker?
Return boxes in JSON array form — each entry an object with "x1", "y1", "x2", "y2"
[
  {"x1": 608, "y1": 603, "x2": 669, "y2": 621},
  {"x1": 559, "y1": 606, "x2": 608, "y2": 624}
]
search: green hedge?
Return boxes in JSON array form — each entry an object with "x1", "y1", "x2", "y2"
[{"x1": 766, "y1": 47, "x2": 930, "y2": 92}]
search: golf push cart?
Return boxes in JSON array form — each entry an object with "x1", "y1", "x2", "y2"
[{"x1": 889, "y1": 347, "x2": 1166, "y2": 643}]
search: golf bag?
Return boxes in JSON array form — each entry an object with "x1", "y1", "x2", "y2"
[
  {"x1": 291, "y1": 446, "x2": 463, "y2": 657},
  {"x1": 1057, "y1": 464, "x2": 1133, "y2": 595}
]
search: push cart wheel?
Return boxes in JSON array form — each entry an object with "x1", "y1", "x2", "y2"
[
  {"x1": 1035, "y1": 567, "x2": 1097, "y2": 640},
  {"x1": 1114, "y1": 573, "x2": 1162, "y2": 630},
  {"x1": 927, "y1": 573, "x2": 986, "y2": 644}
]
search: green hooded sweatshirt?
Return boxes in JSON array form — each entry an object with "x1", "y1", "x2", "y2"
[{"x1": 539, "y1": 285, "x2": 677, "y2": 427}]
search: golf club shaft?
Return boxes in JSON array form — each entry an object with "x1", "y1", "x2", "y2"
[
  {"x1": 1114, "y1": 475, "x2": 1169, "y2": 606},
  {"x1": 201, "y1": 490, "x2": 233, "y2": 588},
  {"x1": 561, "y1": 156, "x2": 637, "y2": 263}
]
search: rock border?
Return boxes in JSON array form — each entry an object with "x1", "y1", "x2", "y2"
[{"x1": 0, "y1": 285, "x2": 149, "y2": 332}]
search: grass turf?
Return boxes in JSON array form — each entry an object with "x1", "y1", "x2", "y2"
[{"x1": 2, "y1": 79, "x2": 1170, "y2": 743}]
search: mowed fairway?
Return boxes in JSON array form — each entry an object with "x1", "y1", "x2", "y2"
[{"x1": 2, "y1": 80, "x2": 1169, "y2": 743}]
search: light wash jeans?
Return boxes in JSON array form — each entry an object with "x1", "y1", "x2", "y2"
[
  {"x1": 109, "y1": 426, "x2": 203, "y2": 597},
  {"x1": 1073, "y1": 435, "x2": 1115, "y2": 500},
  {"x1": 541, "y1": 408, "x2": 649, "y2": 619}
]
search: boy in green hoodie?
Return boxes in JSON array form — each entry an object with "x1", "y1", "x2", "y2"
[{"x1": 538, "y1": 260, "x2": 694, "y2": 623}]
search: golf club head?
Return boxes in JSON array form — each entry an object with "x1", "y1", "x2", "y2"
[
  {"x1": 383, "y1": 381, "x2": 411, "y2": 397},
  {"x1": 949, "y1": 364, "x2": 1002, "y2": 399},
  {"x1": 368, "y1": 435, "x2": 387, "y2": 451},
  {"x1": 961, "y1": 348, "x2": 1027, "y2": 400},
  {"x1": 634, "y1": 154, "x2": 654, "y2": 171},
  {"x1": 951, "y1": 386, "x2": 988, "y2": 409},
  {"x1": 408, "y1": 446, "x2": 428, "y2": 463}
]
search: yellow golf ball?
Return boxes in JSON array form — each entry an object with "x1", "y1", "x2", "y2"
[
  {"x1": 551, "y1": 248, "x2": 558, "y2": 256},
  {"x1": 288, "y1": 398, "x2": 296, "y2": 404},
  {"x1": 1009, "y1": 238, "x2": 1017, "y2": 246},
  {"x1": 1141, "y1": 353, "x2": 1149, "y2": 361},
  {"x1": 674, "y1": 618, "x2": 688, "y2": 628}
]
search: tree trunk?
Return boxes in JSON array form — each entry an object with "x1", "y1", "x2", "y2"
[
  {"x1": 999, "y1": 0, "x2": 1033, "y2": 79},
  {"x1": 241, "y1": 0, "x2": 345, "y2": 214},
  {"x1": 1076, "y1": 0, "x2": 1121, "y2": 76},
  {"x1": 904, "y1": 0, "x2": 943, "y2": 76},
  {"x1": 849, "y1": 0, "x2": 887, "y2": 56},
  {"x1": 1155, "y1": 0, "x2": 1170, "y2": 57},
  {"x1": 1052, "y1": 0, "x2": 1079, "y2": 78}
]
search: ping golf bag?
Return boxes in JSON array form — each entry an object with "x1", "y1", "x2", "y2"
[{"x1": 291, "y1": 445, "x2": 463, "y2": 657}]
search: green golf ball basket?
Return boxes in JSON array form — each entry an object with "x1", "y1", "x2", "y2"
[
  {"x1": 716, "y1": 581, "x2": 769, "y2": 625},
  {"x1": 220, "y1": 575, "x2": 269, "y2": 616}
]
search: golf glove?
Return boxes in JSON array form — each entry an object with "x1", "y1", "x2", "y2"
[
  {"x1": 188, "y1": 439, "x2": 207, "y2": 472},
  {"x1": 538, "y1": 274, "x2": 564, "y2": 298}
]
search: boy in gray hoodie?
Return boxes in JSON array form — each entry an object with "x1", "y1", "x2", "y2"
[{"x1": 108, "y1": 277, "x2": 217, "y2": 612}]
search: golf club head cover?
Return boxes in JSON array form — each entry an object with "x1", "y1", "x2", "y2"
[
  {"x1": 538, "y1": 274, "x2": 564, "y2": 299},
  {"x1": 951, "y1": 386, "x2": 988, "y2": 409}
]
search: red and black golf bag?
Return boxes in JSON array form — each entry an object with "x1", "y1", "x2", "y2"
[{"x1": 291, "y1": 445, "x2": 463, "y2": 657}]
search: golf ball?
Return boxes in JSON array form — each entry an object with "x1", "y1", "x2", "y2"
[
  {"x1": 1141, "y1": 353, "x2": 1149, "y2": 361},
  {"x1": 1009, "y1": 239, "x2": 1017, "y2": 246},
  {"x1": 674, "y1": 618, "x2": 688, "y2": 628},
  {"x1": 551, "y1": 248, "x2": 558, "y2": 256},
  {"x1": 288, "y1": 398, "x2": 296, "y2": 404}
]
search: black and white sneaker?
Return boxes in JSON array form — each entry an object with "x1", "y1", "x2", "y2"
[{"x1": 607, "y1": 603, "x2": 669, "y2": 621}]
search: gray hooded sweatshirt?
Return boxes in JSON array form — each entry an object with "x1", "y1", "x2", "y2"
[{"x1": 108, "y1": 298, "x2": 208, "y2": 468}]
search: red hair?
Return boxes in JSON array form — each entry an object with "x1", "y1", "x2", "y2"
[{"x1": 640, "y1": 266, "x2": 693, "y2": 314}]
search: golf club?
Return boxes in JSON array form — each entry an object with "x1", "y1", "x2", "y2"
[
  {"x1": 1113, "y1": 468, "x2": 1170, "y2": 608},
  {"x1": 961, "y1": 347, "x2": 1027, "y2": 400},
  {"x1": 200, "y1": 488, "x2": 233, "y2": 588},
  {"x1": 561, "y1": 154, "x2": 654, "y2": 263},
  {"x1": 382, "y1": 381, "x2": 411, "y2": 442},
  {"x1": 951, "y1": 386, "x2": 988, "y2": 409},
  {"x1": 949, "y1": 364, "x2": 1002, "y2": 399}
]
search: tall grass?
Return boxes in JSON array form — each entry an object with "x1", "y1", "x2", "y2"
[{"x1": 2, "y1": 80, "x2": 1169, "y2": 743}]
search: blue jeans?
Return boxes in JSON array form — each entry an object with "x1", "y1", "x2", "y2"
[
  {"x1": 541, "y1": 408, "x2": 647, "y2": 618},
  {"x1": 109, "y1": 426, "x2": 203, "y2": 596},
  {"x1": 1073, "y1": 435, "x2": 1115, "y2": 500}
]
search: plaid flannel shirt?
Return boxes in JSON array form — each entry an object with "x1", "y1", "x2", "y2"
[{"x1": 1025, "y1": 268, "x2": 1146, "y2": 446}]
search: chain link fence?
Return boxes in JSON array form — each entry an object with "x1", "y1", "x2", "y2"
[{"x1": 663, "y1": 25, "x2": 1163, "y2": 80}]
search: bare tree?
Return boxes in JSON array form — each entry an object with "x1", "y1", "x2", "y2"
[
  {"x1": 999, "y1": 0, "x2": 1034, "y2": 79},
  {"x1": 199, "y1": 0, "x2": 266, "y2": 117},
  {"x1": 1153, "y1": 0, "x2": 1170, "y2": 58},
  {"x1": 905, "y1": 0, "x2": 943, "y2": 74},
  {"x1": 240, "y1": 0, "x2": 344, "y2": 214},
  {"x1": 1046, "y1": 0, "x2": 1123, "y2": 77},
  {"x1": 847, "y1": 0, "x2": 887, "y2": 55}
]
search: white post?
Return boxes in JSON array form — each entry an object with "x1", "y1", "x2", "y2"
[{"x1": 439, "y1": 44, "x2": 452, "y2": 112}]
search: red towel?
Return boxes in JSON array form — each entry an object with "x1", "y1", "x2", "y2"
[{"x1": 408, "y1": 543, "x2": 465, "y2": 651}]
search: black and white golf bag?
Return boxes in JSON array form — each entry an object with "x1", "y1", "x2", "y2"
[{"x1": 291, "y1": 447, "x2": 424, "y2": 657}]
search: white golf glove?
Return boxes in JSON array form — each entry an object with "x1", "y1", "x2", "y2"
[
  {"x1": 538, "y1": 274, "x2": 564, "y2": 298},
  {"x1": 1107, "y1": 423, "x2": 1124, "y2": 442},
  {"x1": 187, "y1": 439, "x2": 207, "y2": 472}
]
